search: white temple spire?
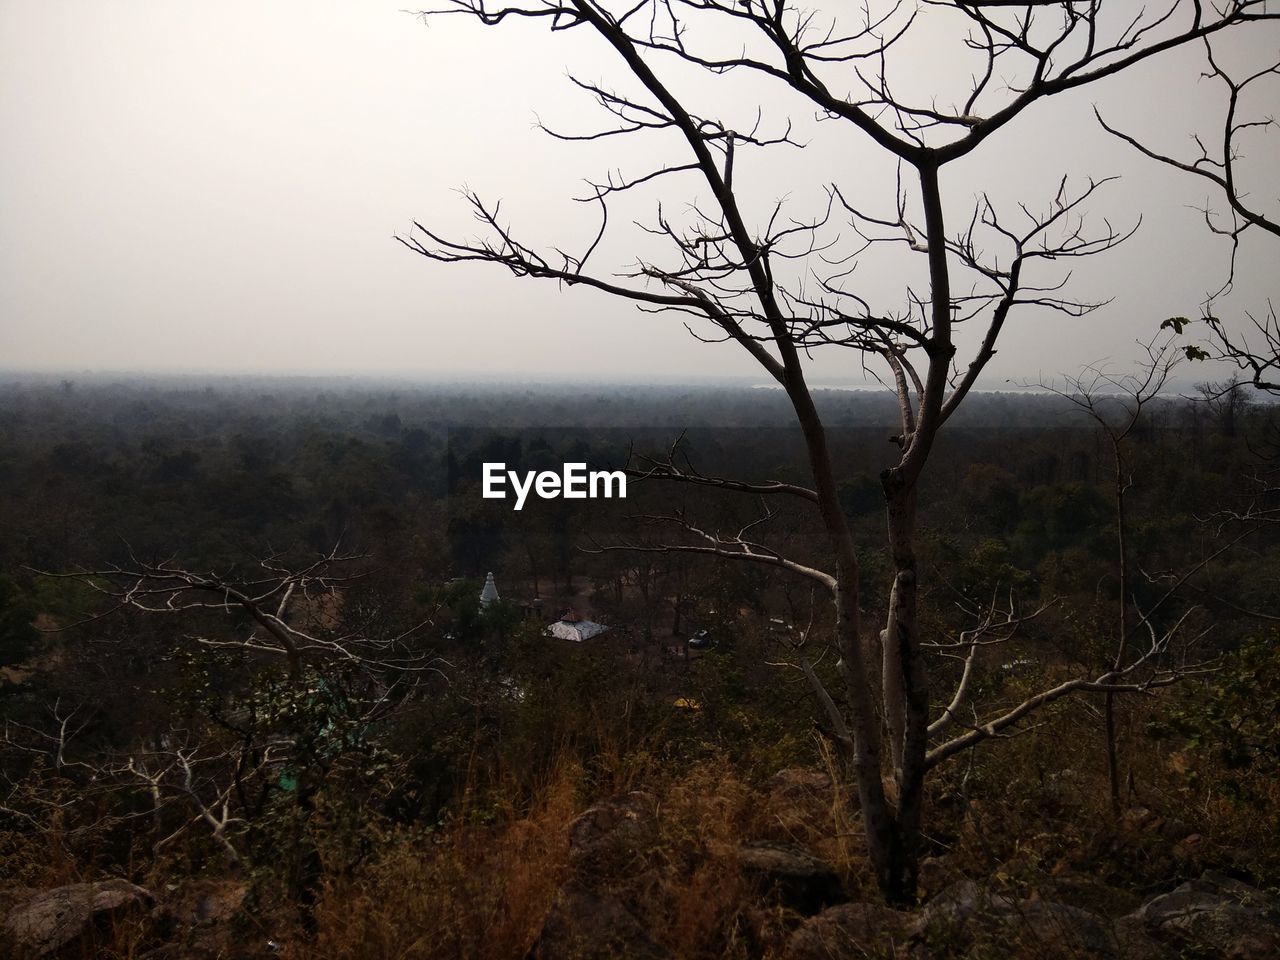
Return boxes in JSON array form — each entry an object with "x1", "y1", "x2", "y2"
[{"x1": 479, "y1": 571, "x2": 500, "y2": 607}]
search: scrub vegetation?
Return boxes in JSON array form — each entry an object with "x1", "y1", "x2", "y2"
[{"x1": 0, "y1": 377, "x2": 1277, "y2": 958}]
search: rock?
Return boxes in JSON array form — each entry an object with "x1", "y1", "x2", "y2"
[
  {"x1": 1159, "y1": 817, "x2": 1192, "y2": 841},
  {"x1": 3, "y1": 879, "x2": 153, "y2": 958},
  {"x1": 1131, "y1": 870, "x2": 1280, "y2": 959},
  {"x1": 527, "y1": 881, "x2": 671, "y2": 960},
  {"x1": 913, "y1": 880, "x2": 1126, "y2": 957},
  {"x1": 1038, "y1": 871, "x2": 1143, "y2": 919},
  {"x1": 150, "y1": 878, "x2": 246, "y2": 931},
  {"x1": 145, "y1": 879, "x2": 249, "y2": 958},
  {"x1": 784, "y1": 902, "x2": 911, "y2": 959},
  {"x1": 766, "y1": 768, "x2": 832, "y2": 797},
  {"x1": 735, "y1": 842, "x2": 845, "y2": 916},
  {"x1": 913, "y1": 878, "x2": 1012, "y2": 928},
  {"x1": 1121, "y1": 807, "x2": 1156, "y2": 830},
  {"x1": 1173, "y1": 833, "x2": 1205, "y2": 862},
  {"x1": 0, "y1": 886, "x2": 37, "y2": 921},
  {"x1": 527, "y1": 793, "x2": 670, "y2": 958},
  {"x1": 1001, "y1": 899, "x2": 1117, "y2": 956},
  {"x1": 567, "y1": 792, "x2": 659, "y2": 883},
  {"x1": 916, "y1": 857, "x2": 955, "y2": 899},
  {"x1": 1111, "y1": 915, "x2": 1163, "y2": 960}
]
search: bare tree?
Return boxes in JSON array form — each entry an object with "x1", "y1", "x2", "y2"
[
  {"x1": 44, "y1": 546, "x2": 443, "y2": 681},
  {"x1": 1195, "y1": 373, "x2": 1255, "y2": 438},
  {"x1": 6, "y1": 549, "x2": 445, "y2": 868},
  {"x1": 1101, "y1": 40, "x2": 1280, "y2": 656},
  {"x1": 1041, "y1": 337, "x2": 1240, "y2": 814},
  {"x1": 401, "y1": 0, "x2": 1276, "y2": 903},
  {"x1": 3, "y1": 701, "x2": 282, "y2": 866},
  {"x1": 1100, "y1": 34, "x2": 1280, "y2": 392},
  {"x1": 1207, "y1": 307, "x2": 1280, "y2": 393},
  {"x1": 1059, "y1": 345, "x2": 1176, "y2": 816}
]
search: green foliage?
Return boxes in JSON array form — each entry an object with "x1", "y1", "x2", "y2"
[
  {"x1": 958, "y1": 463, "x2": 1021, "y2": 535},
  {"x1": 1161, "y1": 316, "x2": 1213, "y2": 360},
  {"x1": 0, "y1": 576, "x2": 38, "y2": 669},
  {"x1": 1183, "y1": 344, "x2": 1212, "y2": 361},
  {"x1": 838, "y1": 472, "x2": 882, "y2": 518},
  {"x1": 27, "y1": 574, "x2": 96, "y2": 622},
  {"x1": 1162, "y1": 633, "x2": 1280, "y2": 806},
  {"x1": 934, "y1": 536, "x2": 1037, "y2": 602},
  {"x1": 1012, "y1": 482, "x2": 1110, "y2": 560}
]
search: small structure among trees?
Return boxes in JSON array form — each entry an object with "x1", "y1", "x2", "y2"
[
  {"x1": 547, "y1": 609, "x2": 610, "y2": 642},
  {"x1": 479, "y1": 571, "x2": 501, "y2": 607}
]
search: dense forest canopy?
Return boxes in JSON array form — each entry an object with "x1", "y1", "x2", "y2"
[{"x1": 1, "y1": 375, "x2": 1277, "y2": 956}]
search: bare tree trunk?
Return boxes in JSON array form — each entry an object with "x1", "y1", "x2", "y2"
[
  {"x1": 781, "y1": 371, "x2": 921, "y2": 903},
  {"x1": 1106, "y1": 452, "x2": 1130, "y2": 816},
  {"x1": 880, "y1": 576, "x2": 906, "y2": 779},
  {"x1": 881, "y1": 476, "x2": 929, "y2": 902},
  {"x1": 526, "y1": 543, "x2": 541, "y2": 598}
]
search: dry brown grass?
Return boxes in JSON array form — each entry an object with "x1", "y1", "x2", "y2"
[
  {"x1": 647, "y1": 757, "x2": 763, "y2": 957},
  {"x1": 288, "y1": 748, "x2": 858, "y2": 960},
  {"x1": 293, "y1": 758, "x2": 582, "y2": 960},
  {"x1": 12, "y1": 691, "x2": 1275, "y2": 960}
]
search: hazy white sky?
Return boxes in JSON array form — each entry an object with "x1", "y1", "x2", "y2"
[{"x1": 1, "y1": 2, "x2": 1276, "y2": 382}]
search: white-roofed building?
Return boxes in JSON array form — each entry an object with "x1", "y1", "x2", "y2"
[{"x1": 546, "y1": 610, "x2": 610, "y2": 642}]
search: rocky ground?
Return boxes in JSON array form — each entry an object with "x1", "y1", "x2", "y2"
[
  {"x1": 3, "y1": 769, "x2": 1277, "y2": 959},
  {"x1": 525, "y1": 783, "x2": 1279, "y2": 960}
]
